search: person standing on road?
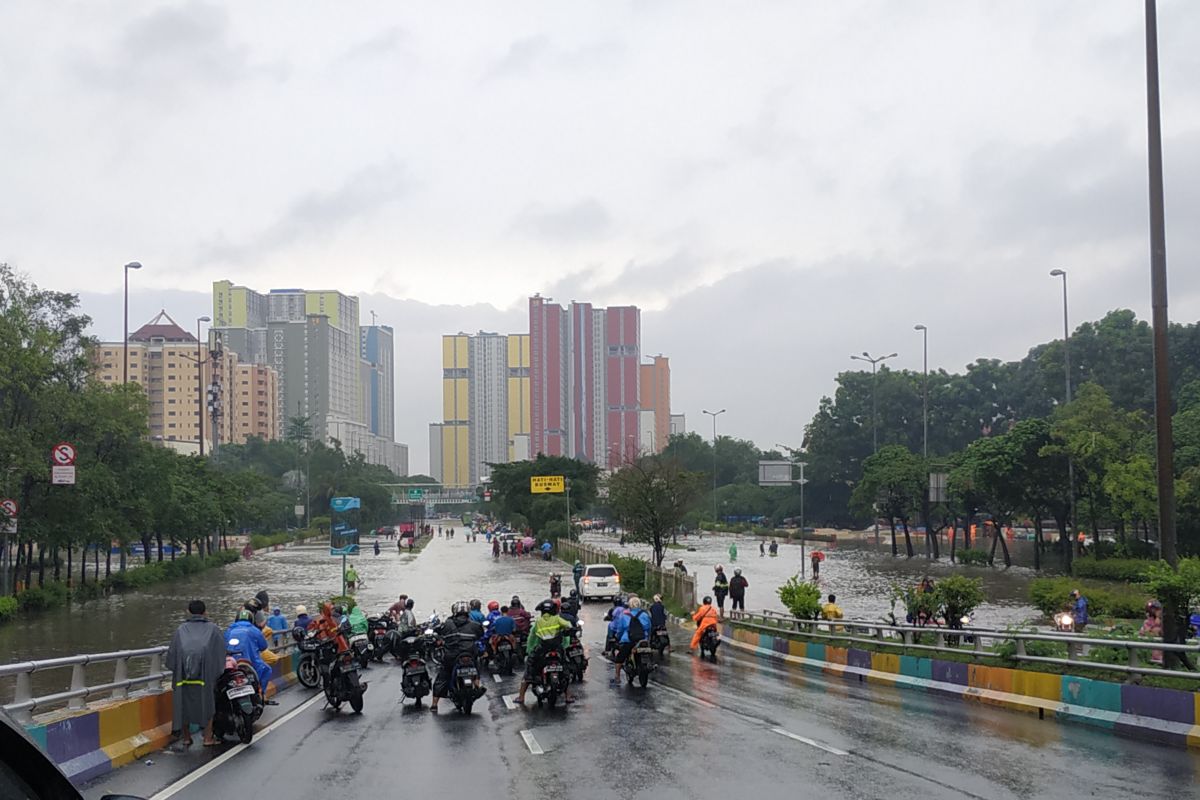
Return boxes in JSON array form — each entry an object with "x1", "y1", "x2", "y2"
[
  {"x1": 345, "y1": 565, "x2": 359, "y2": 592},
  {"x1": 712, "y1": 565, "x2": 730, "y2": 616},
  {"x1": 811, "y1": 551, "x2": 821, "y2": 578},
  {"x1": 759, "y1": 540, "x2": 765, "y2": 557},
  {"x1": 166, "y1": 600, "x2": 225, "y2": 748},
  {"x1": 729, "y1": 569, "x2": 748, "y2": 612},
  {"x1": 572, "y1": 560, "x2": 584, "y2": 593},
  {"x1": 728, "y1": 541, "x2": 738, "y2": 562},
  {"x1": 265, "y1": 607, "x2": 289, "y2": 645}
]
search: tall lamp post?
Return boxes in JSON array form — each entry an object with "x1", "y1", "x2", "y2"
[
  {"x1": 702, "y1": 408, "x2": 726, "y2": 530},
  {"x1": 197, "y1": 316, "x2": 211, "y2": 456},
  {"x1": 850, "y1": 351, "x2": 896, "y2": 547},
  {"x1": 914, "y1": 325, "x2": 932, "y2": 558},
  {"x1": 123, "y1": 262, "x2": 142, "y2": 383},
  {"x1": 1050, "y1": 269, "x2": 1075, "y2": 560}
]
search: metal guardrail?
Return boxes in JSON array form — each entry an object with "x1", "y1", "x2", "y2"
[
  {"x1": 729, "y1": 609, "x2": 1200, "y2": 682},
  {"x1": 1, "y1": 642, "x2": 296, "y2": 724}
]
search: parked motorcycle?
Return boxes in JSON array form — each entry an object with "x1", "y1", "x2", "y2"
[
  {"x1": 449, "y1": 652, "x2": 486, "y2": 714},
  {"x1": 651, "y1": 626, "x2": 671, "y2": 659},
  {"x1": 565, "y1": 623, "x2": 588, "y2": 683},
  {"x1": 623, "y1": 638, "x2": 657, "y2": 687},
  {"x1": 399, "y1": 627, "x2": 435, "y2": 704},
  {"x1": 320, "y1": 621, "x2": 367, "y2": 713},
  {"x1": 347, "y1": 628, "x2": 374, "y2": 669},
  {"x1": 294, "y1": 628, "x2": 322, "y2": 689},
  {"x1": 528, "y1": 633, "x2": 571, "y2": 707},
  {"x1": 367, "y1": 614, "x2": 397, "y2": 662},
  {"x1": 213, "y1": 655, "x2": 263, "y2": 744},
  {"x1": 698, "y1": 627, "x2": 721, "y2": 662}
]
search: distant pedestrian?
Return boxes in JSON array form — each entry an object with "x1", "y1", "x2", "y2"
[
  {"x1": 768, "y1": 539, "x2": 778, "y2": 557},
  {"x1": 728, "y1": 542, "x2": 738, "y2": 562},
  {"x1": 266, "y1": 607, "x2": 289, "y2": 645},
  {"x1": 572, "y1": 560, "x2": 585, "y2": 594},
  {"x1": 166, "y1": 600, "x2": 225, "y2": 748},
  {"x1": 373, "y1": 540, "x2": 381, "y2": 556},
  {"x1": 811, "y1": 552, "x2": 820, "y2": 578},
  {"x1": 712, "y1": 565, "x2": 730, "y2": 616},
  {"x1": 759, "y1": 540, "x2": 765, "y2": 557},
  {"x1": 729, "y1": 569, "x2": 748, "y2": 612},
  {"x1": 397, "y1": 539, "x2": 403, "y2": 554}
]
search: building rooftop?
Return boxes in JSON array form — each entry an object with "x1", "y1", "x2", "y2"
[{"x1": 128, "y1": 310, "x2": 196, "y2": 343}]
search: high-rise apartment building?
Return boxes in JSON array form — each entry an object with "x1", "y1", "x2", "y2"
[
  {"x1": 360, "y1": 325, "x2": 395, "y2": 441},
  {"x1": 639, "y1": 355, "x2": 671, "y2": 454},
  {"x1": 528, "y1": 296, "x2": 644, "y2": 469},
  {"x1": 91, "y1": 311, "x2": 279, "y2": 451},
  {"x1": 429, "y1": 331, "x2": 532, "y2": 487},
  {"x1": 211, "y1": 280, "x2": 406, "y2": 475}
]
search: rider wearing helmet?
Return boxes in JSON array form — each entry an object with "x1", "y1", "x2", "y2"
[
  {"x1": 516, "y1": 599, "x2": 575, "y2": 705},
  {"x1": 613, "y1": 596, "x2": 651, "y2": 683},
  {"x1": 560, "y1": 588, "x2": 581, "y2": 620},
  {"x1": 689, "y1": 595, "x2": 720, "y2": 654},
  {"x1": 431, "y1": 600, "x2": 485, "y2": 712},
  {"x1": 224, "y1": 609, "x2": 272, "y2": 689},
  {"x1": 507, "y1": 596, "x2": 532, "y2": 634},
  {"x1": 469, "y1": 599, "x2": 486, "y2": 623},
  {"x1": 605, "y1": 595, "x2": 627, "y2": 655},
  {"x1": 485, "y1": 600, "x2": 503, "y2": 626}
]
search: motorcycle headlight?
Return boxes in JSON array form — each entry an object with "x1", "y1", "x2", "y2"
[{"x1": 960, "y1": 616, "x2": 971, "y2": 626}]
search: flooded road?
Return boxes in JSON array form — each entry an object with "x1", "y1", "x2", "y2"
[{"x1": 580, "y1": 530, "x2": 1044, "y2": 628}]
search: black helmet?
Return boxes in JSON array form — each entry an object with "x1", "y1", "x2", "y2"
[
  {"x1": 451, "y1": 600, "x2": 469, "y2": 616},
  {"x1": 536, "y1": 599, "x2": 557, "y2": 614},
  {"x1": 703, "y1": 596, "x2": 713, "y2": 605},
  {"x1": 470, "y1": 599, "x2": 482, "y2": 610},
  {"x1": 405, "y1": 598, "x2": 414, "y2": 610},
  {"x1": 511, "y1": 595, "x2": 522, "y2": 608},
  {"x1": 255, "y1": 590, "x2": 270, "y2": 608},
  {"x1": 612, "y1": 596, "x2": 623, "y2": 607},
  {"x1": 332, "y1": 605, "x2": 345, "y2": 616},
  {"x1": 569, "y1": 589, "x2": 578, "y2": 598}
]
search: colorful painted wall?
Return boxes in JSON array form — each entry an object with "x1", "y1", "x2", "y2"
[
  {"x1": 24, "y1": 651, "x2": 299, "y2": 784},
  {"x1": 723, "y1": 622, "x2": 1200, "y2": 750}
]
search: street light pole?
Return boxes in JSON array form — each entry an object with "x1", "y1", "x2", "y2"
[
  {"x1": 914, "y1": 325, "x2": 928, "y2": 461},
  {"x1": 122, "y1": 262, "x2": 142, "y2": 383},
  {"x1": 1050, "y1": 269, "x2": 1076, "y2": 561},
  {"x1": 777, "y1": 443, "x2": 808, "y2": 577},
  {"x1": 197, "y1": 316, "x2": 210, "y2": 456},
  {"x1": 702, "y1": 408, "x2": 726, "y2": 530},
  {"x1": 850, "y1": 352, "x2": 896, "y2": 547},
  {"x1": 1144, "y1": 0, "x2": 1177, "y2": 571}
]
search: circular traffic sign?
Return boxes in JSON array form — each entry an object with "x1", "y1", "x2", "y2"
[
  {"x1": 0, "y1": 498, "x2": 17, "y2": 518},
  {"x1": 52, "y1": 442, "x2": 77, "y2": 466}
]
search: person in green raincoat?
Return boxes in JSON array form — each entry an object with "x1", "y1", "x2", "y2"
[
  {"x1": 728, "y1": 541, "x2": 738, "y2": 562},
  {"x1": 348, "y1": 603, "x2": 369, "y2": 635}
]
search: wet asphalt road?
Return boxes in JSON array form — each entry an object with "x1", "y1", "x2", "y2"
[{"x1": 84, "y1": 524, "x2": 1200, "y2": 800}]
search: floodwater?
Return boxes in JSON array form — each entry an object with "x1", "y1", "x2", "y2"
[{"x1": 579, "y1": 530, "x2": 1044, "y2": 628}]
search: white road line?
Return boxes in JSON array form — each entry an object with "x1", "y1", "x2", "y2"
[
  {"x1": 149, "y1": 691, "x2": 325, "y2": 800},
  {"x1": 520, "y1": 729, "x2": 544, "y2": 755},
  {"x1": 770, "y1": 727, "x2": 849, "y2": 756},
  {"x1": 493, "y1": 673, "x2": 502, "y2": 683},
  {"x1": 503, "y1": 693, "x2": 519, "y2": 710}
]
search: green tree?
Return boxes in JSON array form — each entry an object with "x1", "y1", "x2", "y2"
[
  {"x1": 607, "y1": 456, "x2": 705, "y2": 566},
  {"x1": 486, "y1": 455, "x2": 600, "y2": 535},
  {"x1": 850, "y1": 445, "x2": 924, "y2": 557}
]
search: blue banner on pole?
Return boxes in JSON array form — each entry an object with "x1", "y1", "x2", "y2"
[
  {"x1": 330, "y1": 496, "x2": 361, "y2": 556},
  {"x1": 330, "y1": 496, "x2": 361, "y2": 512}
]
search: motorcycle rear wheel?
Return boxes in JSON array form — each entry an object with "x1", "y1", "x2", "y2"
[
  {"x1": 459, "y1": 697, "x2": 475, "y2": 715},
  {"x1": 239, "y1": 715, "x2": 254, "y2": 744},
  {"x1": 350, "y1": 691, "x2": 364, "y2": 713},
  {"x1": 638, "y1": 671, "x2": 649, "y2": 688}
]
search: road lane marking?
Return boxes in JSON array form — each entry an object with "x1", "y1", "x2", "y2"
[
  {"x1": 770, "y1": 727, "x2": 849, "y2": 756},
  {"x1": 503, "y1": 693, "x2": 519, "y2": 710},
  {"x1": 150, "y1": 690, "x2": 325, "y2": 800},
  {"x1": 520, "y1": 729, "x2": 544, "y2": 755},
  {"x1": 493, "y1": 673, "x2": 503, "y2": 683}
]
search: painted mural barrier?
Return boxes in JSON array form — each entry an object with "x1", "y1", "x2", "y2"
[{"x1": 722, "y1": 621, "x2": 1200, "y2": 750}]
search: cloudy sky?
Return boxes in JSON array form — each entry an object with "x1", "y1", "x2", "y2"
[{"x1": 4, "y1": 1, "x2": 1199, "y2": 473}]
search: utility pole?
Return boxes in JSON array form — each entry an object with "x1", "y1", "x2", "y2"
[
  {"x1": 850, "y1": 352, "x2": 897, "y2": 549},
  {"x1": 702, "y1": 409, "x2": 726, "y2": 529}
]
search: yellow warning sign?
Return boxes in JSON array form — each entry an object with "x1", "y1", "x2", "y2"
[{"x1": 530, "y1": 475, "x2": 565, "y2": 494}]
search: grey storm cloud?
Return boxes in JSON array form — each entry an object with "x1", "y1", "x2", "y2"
[{"x1": 512, "y1": 198, "x2": 611, "y2": 243}]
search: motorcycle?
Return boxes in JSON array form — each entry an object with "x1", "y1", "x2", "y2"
[
  {"x1": 399, "y1": 627, "x2": 436, "y2": 704},
  {"x1": 651, "y1": 626, "x2": 671, "y2": 659},
  {"x1": 528, "y1": 633, "x2": 571, "y2": 708},
  {"x1": 549, "y1": 574, "x2": 562, "y2": 599},
  {"x1": 449, "y1": 652, "x2": 486, "y2": 714},
  {"x1": 348, "y1": 629, "x2": 374, "y2": 670},
  {"x1": 294, "y1": 628, "x2": 322, "y2": 689},
  {"x1": 367, "y1": 614, "x2": 397, "y2": 662},
  {"x1": 488, "y1": 632, "x2": 518, "y2": 676},
  {"x1": 698, "y1": 626, "x2": 721, "y2": 662},
  {"x1": 213, "y1": 654, "x2": 264, "y2": 744},
  {"x1": 622, "y1": 638, "x2": 657, "y2": 687},
  {"x1": 319, "y1": 621, "x2": 367, "y2": 713},
  {"x1": 1055, "y1": 611, "x2": 1075, "y2": 633},
  {"x1": 565, "y1": 623, "x2": 588, "y2": 683}
]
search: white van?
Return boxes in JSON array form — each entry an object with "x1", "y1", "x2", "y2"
[{"x1": 579, "y1": 563, "x2": 621, "y2": 601}]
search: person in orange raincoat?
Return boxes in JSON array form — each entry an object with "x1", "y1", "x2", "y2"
[
  {"x1": 689, "y1": 596, "x2": 720, "y2": 652},
  {"x1": 312, "y1": 602, "x2": 349, "y2": 653}
]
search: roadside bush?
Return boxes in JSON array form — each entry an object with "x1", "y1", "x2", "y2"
[
  {"x1": 936, "y1": 575, "x2": 985, "y2": 623},
  {"x1": 1073, "y1": 557, "x2": 1152, "y2": 582},
  {"x1": 1142, "y1": 558, "x2": 1200, "y2": 614},
  {"x1": 1029, "y1": 577, "x2": 1148, "y2": 620},
  {"x1": 955, "y1": 549, "x2": 991, "y2": 566},
  {"x1": 610, "y1": 554, "x2": 646, "y2": 595},
  {"x1": 778, "y1": 575, "x2": 822, "y2": 619},
  {"x1": 0, "y1": 596, "x2": 17, "y2": 621},
  {"x1": 16, "y1": 581, "x2": 70, "y2": 611},
  {"x1": 993, "y1": 627, "x2": 1068, "y2": 660},
  {"x1": 542, "y1": 520, "x2": 568, "y2": 540},
  {"x1": 250, "y1": 531, "x2": 293, "y2": 550}
]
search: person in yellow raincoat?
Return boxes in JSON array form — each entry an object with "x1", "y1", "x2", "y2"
[{"x1": 689, "y1": 596, "x2": 720, "y2": 653}]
